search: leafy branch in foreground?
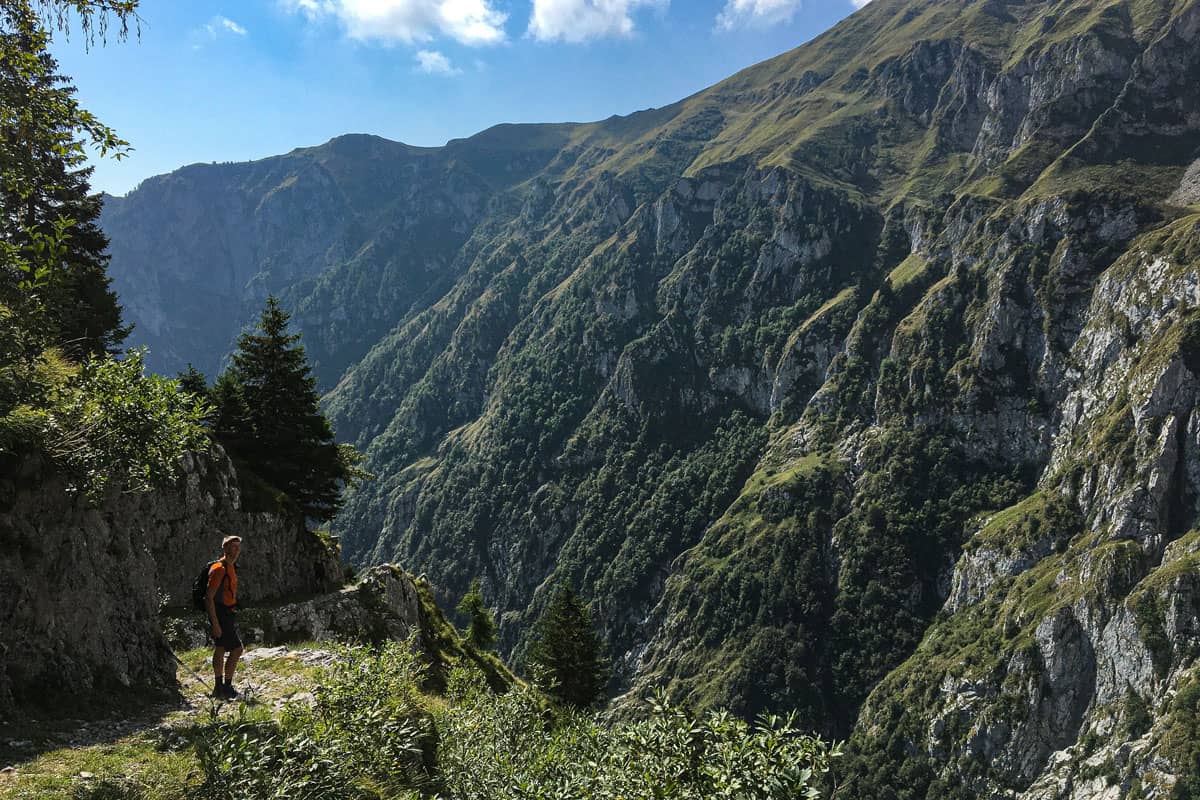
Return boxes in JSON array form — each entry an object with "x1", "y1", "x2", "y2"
[
  {"x1": 186, "y1": 640, "x2": 839, "y2": 800},
  {"x1": 436, "y1": 665, "x2": 840, "y2": 799},
  {"x1": 40, "y1": 349, "x2": 210, "y2": 498}
]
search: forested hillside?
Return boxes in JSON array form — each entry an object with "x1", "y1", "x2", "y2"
[{"x1": 102, "y1": 0, "x2": 1200, "y2": 795}]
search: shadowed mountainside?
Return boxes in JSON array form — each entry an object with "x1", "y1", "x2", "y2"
[{"x1": 103, "y1": 0, "x2": 1200, "y2": 795}]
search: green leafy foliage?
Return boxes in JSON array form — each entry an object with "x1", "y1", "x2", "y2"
[
  {"x1": 0, "y1": 341, "x2": 208, "y2": 501},
  {"x1": 194, "y1": 641, "x2": 434, "y2": 799},
  {"x1": 0, "y1": 3, "x2": 130, "y2": 359},
  {"x1": 436, "y1": 666, "x2": 840, "y2": 800},
  {"x1": 0, "y1": 0, "x2": 206, "y2": 501},
  {"x1": 194, "y1": 720, "x2": 358, "y2": 800},
  {"x1": 183, "y1": 640, "x2": 838, "y2": 800},
  {"x1": 40, "y1": 349, "x2": 209, "y2": 498}
]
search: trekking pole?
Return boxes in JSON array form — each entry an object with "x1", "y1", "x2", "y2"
[{"x1": 160, "y1": 640, "x2": 213, "y2": 695}]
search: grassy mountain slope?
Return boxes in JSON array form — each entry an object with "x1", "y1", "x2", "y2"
[{"x1": 101, "y1": 0, "x2": 1200, "y2": 795}]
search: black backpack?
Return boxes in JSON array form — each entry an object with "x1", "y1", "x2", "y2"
[{"x1": 191, "y1": 560, "x2": 226, "y2": 611}]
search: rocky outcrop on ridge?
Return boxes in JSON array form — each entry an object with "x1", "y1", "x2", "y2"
[{"x1": 165, "y1": 564, "x2": 423, "y2": 650}]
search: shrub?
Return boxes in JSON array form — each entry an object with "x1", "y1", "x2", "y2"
[
  {"x1": 188, "y1": 640, "x2": 838, "y2": 800},
  {"x1": 192, "y1": 640, "x2": 434, "y2": 800},
  {"x1": 435, "y1": 666, "x2": 839, "y2": 799},
  {"x1": 42, "y1": 350, "x2": 210, "y2": 499},
  {"x1": 193, "y1": 719, "x2": 358, "y2": 800}
]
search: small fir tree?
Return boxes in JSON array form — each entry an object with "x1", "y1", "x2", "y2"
[
  {"x1": 176, "y1": 363, "x2": 209, "y2": 400},
  {"x1": 215, "y1": 296, "x2": 365, "y2": 521},
  {"x1": 526, "y1": 582, "x2": 609, "y2": 708},
  {"x1": 456, "y1": 578, "x2": 497, "y2": 651}
]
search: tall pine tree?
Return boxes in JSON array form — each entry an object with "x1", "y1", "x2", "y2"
[
  {"x1": 0, "y1": 4, "x2": 129, "y2": 358},
  {"x1": 526, "y1": 583, "x2": 609, "y2": 708},
  {"x1": 215, "y1": 296, "x2": 363, "y2": 521}
]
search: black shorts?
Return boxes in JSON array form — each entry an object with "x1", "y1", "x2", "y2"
[{"x1": 210, "y1": 606, "x2": 242, "y2": 650}]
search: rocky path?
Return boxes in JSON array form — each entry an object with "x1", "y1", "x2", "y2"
[{"x1": 0, "y1": 644, "x2": 341, "y2": 796}]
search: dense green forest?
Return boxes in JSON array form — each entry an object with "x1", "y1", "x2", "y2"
[
  {"x1": 0, "y1": 5, "x2": 841, "y2": 799},
  {"x1": 12, "y1": 0, "x2": 1200, "y2": 795},
  {"x1": 98, "y1": 0, "x2": 1200, "y2": 794}
]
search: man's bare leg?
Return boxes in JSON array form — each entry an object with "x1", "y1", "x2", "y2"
[
  {"x1": 224, "y1": 646, "x2": 244, "y2": 684},
  {"x1": 212, "y1": 647, "x2": 226, "y2": 687}
]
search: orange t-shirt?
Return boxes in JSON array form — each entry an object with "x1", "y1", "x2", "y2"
[{"x1": 207, "y1": 560, "x2": 238, "y2": 607}]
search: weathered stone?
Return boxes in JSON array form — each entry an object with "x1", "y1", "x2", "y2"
[{"x1": 0, "y1": 448, "x2": 340, "y2": 714}]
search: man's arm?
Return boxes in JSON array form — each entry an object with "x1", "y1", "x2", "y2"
[{"x1": 206, "y1": 569, "x2": 222, "y2": 639}]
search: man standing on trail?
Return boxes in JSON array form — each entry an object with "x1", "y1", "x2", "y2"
[{"x1": 206, "y1": 535, "x2": 244, "y2": 699}]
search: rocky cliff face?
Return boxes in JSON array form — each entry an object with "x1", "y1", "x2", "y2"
[
  {"x1": 833, "y1": 210, "x2": 1200, "y2": 800},
  {"x1": 145, "y1": 449, "x2": 341, "y2": 607},
  {"x1": 100, "y1": 132, "x2": 557, "y2": 386},
  {"x1": 100, "y1": 0, "x2": 1200, "y2": 795},
  {"x1": 0, "y1": 449, "x2": 339, "y2": 714}
]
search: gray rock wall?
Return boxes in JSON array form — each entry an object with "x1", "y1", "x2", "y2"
[
  {"x1": 165, "y1": 565, "x2": 424, "y2": 651},
  {"x1": 0, "y1": 463, "x2": 172, "y2": 713},
  {"x1": 144, "y1": 449, "x2": 342, "y2": 607},
  {"x1": 0, "y1": 448, "x2": 341, "y2": 714}
]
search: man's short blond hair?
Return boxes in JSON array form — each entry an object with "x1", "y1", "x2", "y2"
[{"x1": 222, "y1": 535, "x2": 242, "y2": 548}]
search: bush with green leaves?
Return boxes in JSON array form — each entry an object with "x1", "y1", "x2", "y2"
[
  {"x1": 193, "y1": 719, "x2": 356, "y2": 800},
  {"x1": 39, "y1": 350, "x2": 209, "y2": 499},
  {"x1": 295, "y1": 639, "x2": 436, "y2": 794},
  {"x1": 1, "y1": 346, "x2": 209, "y2": 499},
  {"x1": 192, "y1": 641, "x2": 434, "y2": 800},
  {"x1": 435, "y1": 665, "x2": 840, "y2": 799}
]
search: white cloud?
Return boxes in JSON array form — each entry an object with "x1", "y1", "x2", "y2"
[
  {"x1": 850, "y1": 0, "x2": 872, "y2": 7},
  {"x1": 202, "y1": 15, "x2": 248, "y2": 37},
  {"x1": 285, "y1": 0, "x2": 335, "y2": 16},
  {"x1": 416, "y1": 48, "x2": 462, "y2": 74},
  {"x1": 281, "y1": 0, "x2": 506, "y2": 45},
  {"x1": 715, "y1": 0, "x2": 801, "y2": 30},
  {"x1": 193, "y1": 15, "x2": 248, "y2": 48},
  {"x1": 528, "y1": 0, "x2": 664, "y2": 43}
]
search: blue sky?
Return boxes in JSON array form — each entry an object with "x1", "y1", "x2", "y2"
[{"x1": 52, "y1": 0, "x2": 867, "y2": 196}]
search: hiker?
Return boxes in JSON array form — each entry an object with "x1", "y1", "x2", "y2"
[{"x1": 205, "y1": 535, "x2": 244, "y2": 699}]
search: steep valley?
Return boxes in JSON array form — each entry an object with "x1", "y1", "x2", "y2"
[{"x1": 99, "y1": 0, "x2": 1200, "y2": 796}]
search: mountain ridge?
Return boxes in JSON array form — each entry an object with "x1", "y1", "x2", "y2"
[{"x1": 101, "y1": 0, "x2": 1200, "y2": 795}]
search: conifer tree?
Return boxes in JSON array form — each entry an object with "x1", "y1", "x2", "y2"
[
  {"x1": 456, "y1": 578, "x2": 497, "y2": 650},
  {"x1": 526, "y1": 582, "x2": 609, "y2": 708},
  {"x1": 0, "y1": 6, "x2": 130, "y2": 358},
  {"x1": 215, "y1": 296, "x2": 364, "y2": 521},
  {"x1": 176, "y1": 364, "x2": 208, "y2": 400}
]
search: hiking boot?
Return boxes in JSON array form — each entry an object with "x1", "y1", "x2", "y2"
[
  {"x1": 210, "y1": 680, "x2": 225, "y2": 699},
  {"x1": 221, "y1": 682, "x2": 239, "y2": 700}
]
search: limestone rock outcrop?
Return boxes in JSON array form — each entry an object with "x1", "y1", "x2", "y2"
[{"x1": 0, "y1": 448, "x2": 340, "y2": 713}]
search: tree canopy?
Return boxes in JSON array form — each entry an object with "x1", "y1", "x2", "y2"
[
  {"x1": 456, "y1": 578, "x2": 497, "y2": 651},
  {"x1": 213, "y1": 296, "x2": 366, "y2": 521},
  {"x1": 526, "y1": 582, "x2": 609, "y2": 708},
  {"x1": 0, "y1": 0, "x2": 131, "y2": 358},
  {"x1": 0, "y1": 0, "x2": 208, "y2": 499}
]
